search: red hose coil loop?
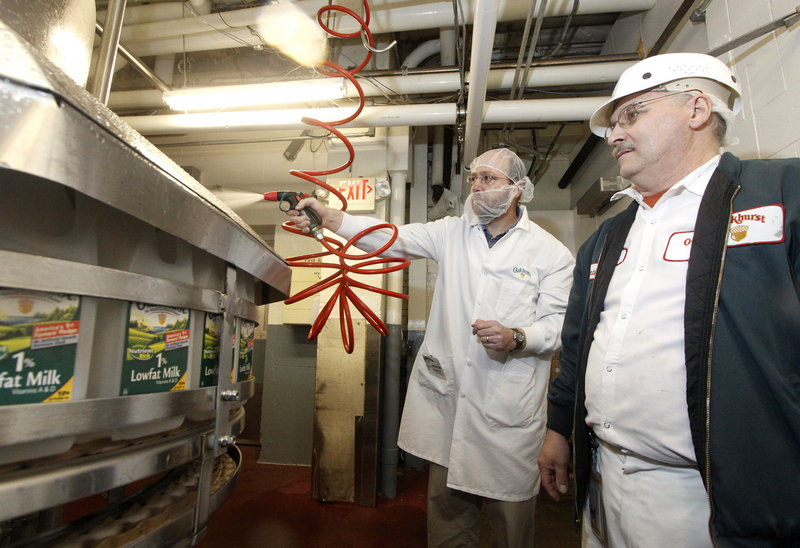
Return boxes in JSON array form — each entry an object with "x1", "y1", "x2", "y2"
[{"x1": 283, "y1": 0, "x2": 410, "y2": 353}]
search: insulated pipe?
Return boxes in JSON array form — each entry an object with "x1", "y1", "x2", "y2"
[
  {"x1": 462, "y1": 0, "x2": 499, "y2": 167},
  {"x1": 89, "y1": 0, "x2": 126, "y2": 105},
  {"x1": 123, "y1": 97, "x2": 607, "y2": 134},
  {"x1": 432, "y1": 127, "x2": 445, "y2": 186},
  {"x1": 187, "y1": 0, "x2": 211, "y2": 11},
  {"x1": 401, "y1": 39, "x2": 441, "y2": 69},
  {"x1": 96, "y1": 1, "x2": 211, "y2": 25},
  {"x1": 439, "y1": 27, "x2": 456, "y2": 66},
  {"x1": 116, "y1": 0, "x2": 657, "y2": 56},
  {"x1": 97, "y1": 2, "x2": 184, "y2": 25},
  {"x1": 381, "y1": 168, "x2": 408, "y2": 499},
  {"x1": 109, "y1": 59, "x2": 634, "y2": 109},
  {"x1": 378, "y1": 127, "x2": 408, "y2": 498},
  {"x1": 436, "y1": 27, "x2": 456, "y2": 194}
]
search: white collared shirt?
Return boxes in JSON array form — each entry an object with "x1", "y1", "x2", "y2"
[{"x1": 585, "y1": 156, "x2": 721, "y2": 465}]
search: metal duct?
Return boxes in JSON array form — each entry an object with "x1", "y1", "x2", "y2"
[{"x1": 0, "y1": 0, "x2": 95, "y2": 87}]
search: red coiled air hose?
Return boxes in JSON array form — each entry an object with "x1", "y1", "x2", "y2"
[{"x1": 281, "y1": 0, "x2": 409, "y2": 354}]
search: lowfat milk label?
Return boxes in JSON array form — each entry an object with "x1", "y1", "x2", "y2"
[
  {"x1": 200, "y1": 313, "x2": 222, "y2": 387},
  {"x1": 0, "y1": 289, "x2": 80, "y2": 405},
  {"x1": 234, "y1": 320, "x2": 256, "y2": 383},
  {"x1": 121, "y1": 303, "x2": 190, "y2": 395}
]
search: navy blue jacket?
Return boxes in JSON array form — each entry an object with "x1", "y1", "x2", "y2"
[{"x1": 547, "y1": 152, "x2": 800, "y2": 546}]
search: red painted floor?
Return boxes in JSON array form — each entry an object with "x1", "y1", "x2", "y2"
[{"x1": 197, "y1": 445, "x2": 580, "y2": 547}]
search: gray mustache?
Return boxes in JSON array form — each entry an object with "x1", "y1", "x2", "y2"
[{"x1": 612, "y1": 143, "x2": 635, "y2": 158}]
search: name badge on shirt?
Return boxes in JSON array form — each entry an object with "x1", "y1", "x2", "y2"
[
  {"x1": 728, "y1": 205, "x2": 785, "y2": 247},
  {"x1": 664, "y1": 231, "x2": 694, "y2": 262},
  {"x1": 423, "y1": 354, "x2": 446, "y2": 380}
]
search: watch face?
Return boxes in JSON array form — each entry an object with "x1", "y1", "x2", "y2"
[{"x1": 514, "y1": 330, "x2": 524, "y2": 342}]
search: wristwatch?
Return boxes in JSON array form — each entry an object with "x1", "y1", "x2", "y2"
[{"x1": 511, "y1": 328, "x2": 526, "y2": 351}]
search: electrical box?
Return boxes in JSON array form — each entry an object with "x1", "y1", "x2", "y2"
[{"x1": 576, "y1": 176, "x2": 630, "y2": 216}]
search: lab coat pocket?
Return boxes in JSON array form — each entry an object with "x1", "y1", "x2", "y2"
[
  {"x1": 494, "y1": 275, "x2": 538, "y2": 323},
  {"x1": 484, "y1": 358, "x2": 535, "y2": 428},
  {"x1": 413, "y1": 350, "x2": 453, "y2": 396}
]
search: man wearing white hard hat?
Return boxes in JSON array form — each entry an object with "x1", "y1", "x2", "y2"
[
  {"x1": 287, "y1": 148, "x2": 574, "y2": 546},
  {"x1": 539, "y1": 52, "x2": 800, "y2": 546}
]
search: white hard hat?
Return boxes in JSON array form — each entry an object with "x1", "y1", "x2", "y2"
[{"x1": 589, "y1": 52, "x2": 742, "y2": 137}]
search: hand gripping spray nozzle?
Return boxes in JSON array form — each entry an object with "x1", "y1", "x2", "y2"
[{"x1": 264, "y1": 192, "x2": 325, "y2": 241}]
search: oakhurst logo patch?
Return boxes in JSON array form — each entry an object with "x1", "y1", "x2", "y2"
[
  {"x1": 728, "y1": 205, "x2": 784, "y2": 247},
  {"x1": 513, "y1": 266, "x2": 531, "y2": 279}
]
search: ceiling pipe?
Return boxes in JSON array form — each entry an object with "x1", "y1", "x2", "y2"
[
  {"x1": 109, "y1": 57, "x2": 634, "y2": 110},
  {"x1": 432, "y1": 126, "x2": 445, "y2": 185},
  {"x1": 115, "y1": 0, "x2": 657, "y2": 57},
  {"x1": 381, "y1": 127, "x2": 409, "y2": 499},
  {"x1": 439, "y1": 27, "x2": 456, "y2": 66},
  {"x1": 435, "y1": 28, "x2": 456, "y2": 193},
  {"x1": 503, "y1": 0, "x2": 547, "y2": 144},
  {"x1": 510, "y1": 0, "x2": 548, "y2": 102},
  {"x1": 462, "y1": 0, "x2": 499, "y2": 167},
  {"x1": 96, "y1": 2, "x2": 199, "y2": 26},
  {"x1": 401, "y1": 39, "x2": 441, "y2": 69},
  {"x1": 123, "y1": 96, "x2": 607, "y2": 135}
]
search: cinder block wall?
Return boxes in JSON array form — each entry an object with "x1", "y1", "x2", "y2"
[
  {"x1": 710, "y1": 0, "x2": 800, "y2": 159},
  {"x1": 570, "y1": 0, "x2": 800, "y2": 247}
]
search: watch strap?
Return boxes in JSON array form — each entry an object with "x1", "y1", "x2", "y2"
[{"x1": 512, "y1": 328, "x2": 525, "y2": 351}]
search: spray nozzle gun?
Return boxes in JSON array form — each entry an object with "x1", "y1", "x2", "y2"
[{"x1": 264, "y1": 191, "x2": 324, "y2": 240}]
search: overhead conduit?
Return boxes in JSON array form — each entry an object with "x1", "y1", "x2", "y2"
[
  {"x1": 124, "y1": 96, "x2": 606, "y2": 134},
  {"x1": 109, "y1": 57, "x2": 635, "y2": 110},
  {"x1": 110, "y1": 0, "x2": 657, "y2": 58},
  {"x1": 461, "y1": 0, "x2": 499, "y2": 165}
]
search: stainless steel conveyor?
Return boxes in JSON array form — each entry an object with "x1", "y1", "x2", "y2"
[{"x1": 0, "y1": 19, "x2": 290, "y2": 546}]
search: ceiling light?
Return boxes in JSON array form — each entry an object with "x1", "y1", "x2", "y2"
[{"x1": 162, "y1": 80, "x2": 345, "y2": 111}]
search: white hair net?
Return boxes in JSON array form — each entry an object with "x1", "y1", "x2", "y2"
[{"x1": 469, "y1": 148, "x2": 535, "y2": 203}]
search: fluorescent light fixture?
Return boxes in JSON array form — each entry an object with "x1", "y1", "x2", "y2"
[{"x1": 163, "y1": 80, "x2": 345, "y2": 111}]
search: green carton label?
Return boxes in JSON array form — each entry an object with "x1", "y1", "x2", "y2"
[
  {"x1": 200, "y1": 313, "x2": 221, "y2": 387},
  {"x1": 0, "y1": 289, "x2": 80, "y2": 405},
  {"x1": 121, "y1": 303, "x2": 190, "y2": 395},
  {"x1": 235, "y1": 320, "x2": 256, "y2": 383}
]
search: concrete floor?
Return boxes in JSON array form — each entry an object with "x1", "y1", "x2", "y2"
[{"x1": 197, "y1": 445, "x2": 581, "y2": 547}]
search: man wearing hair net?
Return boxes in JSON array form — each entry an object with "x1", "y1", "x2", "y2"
[{"x1": 287, "y1": 147, "x2": 574, "y2": 546}]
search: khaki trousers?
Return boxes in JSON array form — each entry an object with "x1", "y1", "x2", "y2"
[{"x1": 427, "y1": 462, "x2": 536, "y2": 547}]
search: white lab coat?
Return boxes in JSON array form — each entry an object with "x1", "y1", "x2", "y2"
[{"x1": 337, "y1": 206, "x2": 574, "y2": 501}]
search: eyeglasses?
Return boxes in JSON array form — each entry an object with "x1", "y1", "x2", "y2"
[
  {"x1": 604, "y1": 90, "x2": 695, "y2": 139},
  {"x1": 468, "y1": 174, "x2": 510, "y2": 185}
]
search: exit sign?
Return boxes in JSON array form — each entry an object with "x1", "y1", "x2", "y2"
[{"x1": 327, "y1": 177, "x2": 375, "y2": 212}]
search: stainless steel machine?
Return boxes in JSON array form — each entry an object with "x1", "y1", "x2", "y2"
[{"x1": 0, "y1": 17, "x2": 290, "y2": 546}]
